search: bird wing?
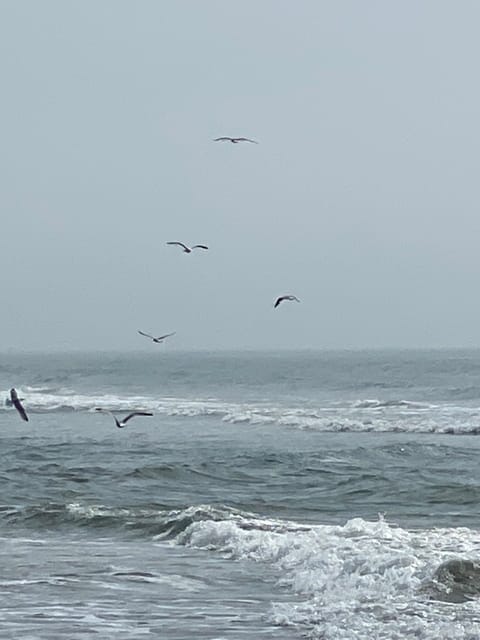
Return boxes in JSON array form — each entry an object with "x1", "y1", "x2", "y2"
[
  {"x1": 138, "y1": 330, "x2": 155, "y2": 339},
  {"x1": 213, "y1": 137, "x2": 232, "y2": 142},
  {"x1": 10, "y1": 388, "x2": 29, "y2": 422},
  {"x1": 156, "y1": 332, "x2": 176, "y2": 341},
  {"x1": 192, "y1": 245, "x2": 209, "y2": 250},
  {"x1": 236, "y1": 138, "x2": 258, "y2": 143},
  {"x1": 14, "y1": 400, "x2": 29, "y2": 422},
  {"x1": 122, "y1": 411, "x2": 154, "y2": 423},
  {"x1": 274, "y1": 297, "x2": 283, "y2": 308},
  {"x1": 167, "y1": 241, "x2": 189, "y2": 251}
]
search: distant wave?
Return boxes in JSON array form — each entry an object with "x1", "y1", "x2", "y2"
[
  {"x1": 1, "y1": 501, "x2": 296, "y2": 540},
  {"x1": 352, "y1": 398, "x2": 434, "y2": 410},
  {"x1": 2, "y1": 388, "x2": 480, "y2": 434}
]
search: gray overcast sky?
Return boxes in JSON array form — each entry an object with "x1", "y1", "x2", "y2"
[{"x1": 1, "y1": 0, "x2": 480, "y2": 351}]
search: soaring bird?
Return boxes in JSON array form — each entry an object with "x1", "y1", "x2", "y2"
[
  {"x1": 274, "y1": 295, "x2": 300, "y2": 308},
  {"x1": 138, "y1": 330, "x2": 176, "y2": 344},
  {"x1": 10, "y1": 388, "x2": 28, "y2": 422},
  {"x1": 95, "y1": 408, "x2": 154, "y2": 429},
  {"x1": 166, "y1": 242, "x2": 209, "y2": 253},
  {"x1": 213, "y1": 137, "x2": 258, "y2": 144}
]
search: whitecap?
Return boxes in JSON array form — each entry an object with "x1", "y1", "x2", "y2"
[
  {"x1": 3, "y1": 388, "x2": 480, "y2": 434},
  {"x1": 174, "y1": 512, "x2": 480, "y2": 639}
]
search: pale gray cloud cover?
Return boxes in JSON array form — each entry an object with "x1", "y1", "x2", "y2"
[{"x1": 1, "y1": 1, "x2": 479, "y2": 350}]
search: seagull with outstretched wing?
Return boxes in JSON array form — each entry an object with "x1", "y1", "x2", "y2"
[
  {"x1": 274, "y1": 295, "x2": 301, "y2": 308},
  {"x1": 95, "y1": 408, "x2": 154, "y2": 429},
  {"x1": 10, "y1": 388, "x2": 28, "y2": 422},
  {"x1": 138, "y1": 330, "x2": 176, "y2": 344},
  {"x1": 213, "y1": 137, "x2": 258, "y2": 144},
  {"x1": 166, "y1": 242, "x2": 209, "y2": 253}
]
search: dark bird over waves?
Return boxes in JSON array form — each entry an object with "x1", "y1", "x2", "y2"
[
  {"x1": 166, "y1": 242, "x2": 209, "y2": 253},
  {"x1": 10, "y1": 388, "x2": 28, "y2": 422},
  {"x1": 138, "y1": 330, "x2": 176, "y2": 344},
  {"x1": 95, "y1": 409, "x2": 154, "y2": 429},
  {"x1": 213, "y1": 137, "x2": 258, "y2": 144},
  {"x1": 274, "y1": 295, "x2": 301, "y2": 308}
]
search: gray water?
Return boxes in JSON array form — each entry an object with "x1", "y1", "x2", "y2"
[{"x1": 1, "y1": 349, "x2": 480, "y2": 639}]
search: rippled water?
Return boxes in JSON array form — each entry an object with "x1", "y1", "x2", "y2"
[{"x1": 1, "y1": 350, "x2": 480, "y2": 639}]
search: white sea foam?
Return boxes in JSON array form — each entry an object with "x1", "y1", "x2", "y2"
[
  {"x1": 2, "y1": 388, "x2": 480, "y2": 434},
  {"x1": 66, "y1": 503, "x2": 132, "y2": 520},
  {"x1": 353, "y1": 398, "x2": 435, "y2": 410},
  {"x1": 175, "y1": 512, "x2": 480, "y2": 639}
]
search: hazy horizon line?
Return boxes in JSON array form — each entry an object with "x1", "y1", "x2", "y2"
[{"x1": 2, "y1": 345, "x2": 480, "y2": 355}]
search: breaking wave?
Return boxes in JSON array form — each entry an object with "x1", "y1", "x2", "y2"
[
  {"x1": 176, "y1": 510, "x2": 480, "y2": 639},
  {"x1": 352, "y1": 398, "x2": 433, "y2": 410},
  {"x1": 1, "y1": 501, "x2": 308, "y2": 539},
  {"x1": 2, "y1": 388, "x2": 480, "y2": 434},
  {"x1": 4, "y1": 501, "x2": 479, "y2": 639}
]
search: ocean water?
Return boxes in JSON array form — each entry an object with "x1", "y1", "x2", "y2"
[{"x1": 1, "y1": 349, "x2": 480, "y2": 639}]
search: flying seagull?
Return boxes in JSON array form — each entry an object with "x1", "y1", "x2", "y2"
[
  {"x1": 213, "y1": 137, "x2": 258, "y2": 144},
  {"x1": 166, "y1": 242, "x2": 209, "y2": 253},
  {"x1": 274, "y1": 295, "x2": 301, "y2": 308},
  {"x1": 95, "y1": 408, "x2": 154, "y2": 429},
  {"x1": 10, "y1": 388, "x2": 28, "y2": 422},
  {"x1": 138, "y1": 330, "x2": 176, "y2": 344}
]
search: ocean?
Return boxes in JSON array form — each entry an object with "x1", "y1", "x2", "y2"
[{"x1": 1, "y1": 349, "x2": 480, "y2": 639}]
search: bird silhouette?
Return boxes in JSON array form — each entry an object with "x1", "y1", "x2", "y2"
[
  {"x1": 166, "y1": 242, "x2": 209, "y2": 253},
  {"x1": 138, "y1": 330, "x2": 176, "y2": 344},
  {"x1": 213, "y1": 137, "x2": 258, "y2": 144},
  {"x1": 10, "y1": 388, "x2": 28, "y2": 422},
  {"x1": 95, "y1": 409, "x2": 154, "y2": 428},
  {"x1": 274, "y1": 295, "x2": 300, "y2": 308}
]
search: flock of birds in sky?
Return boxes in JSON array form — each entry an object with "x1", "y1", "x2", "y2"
[
  {"x1": 137, "y1": 136, "x2": 301, "y2": 345},
  {"x1": 8, "y1": 136, "x2": 300, "y2": 429}
]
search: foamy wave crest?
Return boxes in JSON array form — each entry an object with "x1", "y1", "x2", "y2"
[
  {"x1": 3, "y1": 501, "x2": 267, "y2": 539},
  {"x1": 5, "y1": 500, "x2": 480, "y2": 636},
  {"x1": 352, "y1": 398, "x2": 434, "y2": 410},
  {"x1": 175, "y1": 512, "x2": 480, "y2": 639},
  {"x1": 2, "y1": 388, "x2": 480, "y2": 433},
  {"x1": 0, "y1": 388, "x2": 158, "y2": 414}
]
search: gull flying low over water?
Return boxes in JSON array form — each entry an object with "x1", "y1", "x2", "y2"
[
  {"x1": 138, "y1": 330, "x2": 176, "y2": 344},
  {"x1": 166, "y1": 242, "x2": 209, "y2": 253},
  {"x1": 213, "y1": 137, "x2": 258, "y2": 144},
  {"x1": 95, "y1": 408, "x2": 154, "y2": 429},
  {"x1": 274, "y1": 295, "x2": 301, "y2": 308},
  {"x1": 10, "y1": 388, "x2": 28, "y2": 422}
]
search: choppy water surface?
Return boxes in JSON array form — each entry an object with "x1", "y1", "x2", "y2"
[{"x1": 2, "y1": 350, "x2": 480, "y2": 639}]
